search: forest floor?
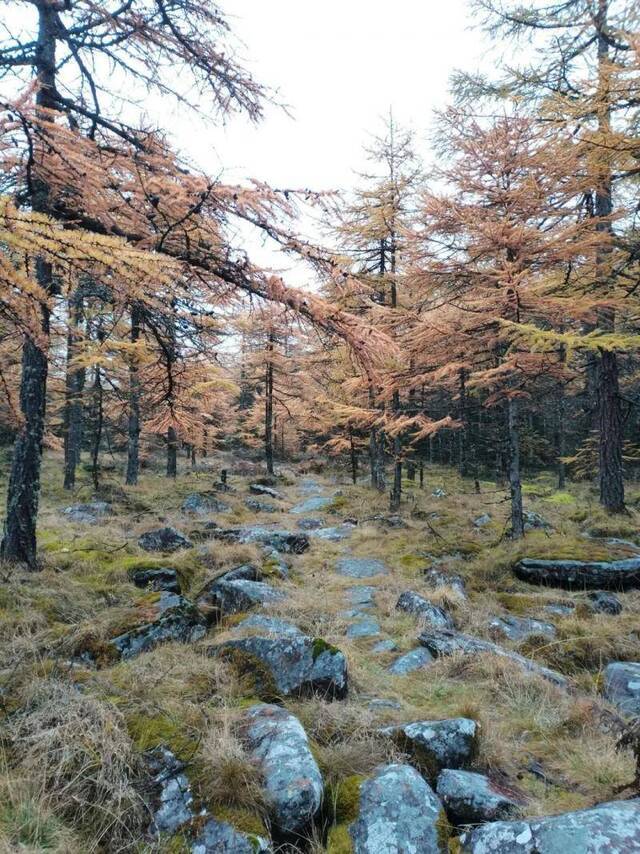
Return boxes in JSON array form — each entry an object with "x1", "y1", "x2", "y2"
[{"x1": 1, "y1": 449, "x2": 640, "y2": 852}]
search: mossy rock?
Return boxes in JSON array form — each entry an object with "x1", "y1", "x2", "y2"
[
  {"x1": 217, "y1": 646, "x2": 281, "y2": 703},
  {"x1": 211, "y1": 806, "x2": 267, "y2": 838},
  {"x1": 311, "y1": 637, "x2": 340, "y2": 661},
  {"x1": 126, "y1": 712, "x2": 199, "y2": 761}
]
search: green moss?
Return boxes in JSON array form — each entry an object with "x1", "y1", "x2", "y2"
[
  {"x1": 545, "y1": 492, "x2": 576, "y2": 505},
  {"x1": 311, "y1": 637, "x2": 340, "y2": 661},
  {"x1": 327, "y1": 823, "x2": 354, "y2": 854},
  {"x1": 126, "y1": 712, "x2": 198, "y2": 761},
  {"x1": 329, "y1": 495, "x2": 348, "y2": 511},
  {"x1": 325, "y1": 775, "x2": 363, "y2": 825},
  {"x1": 212, "y1": 806, "x2": 266, "y2": 837},
  {"x1": 217, "y1": 647, "x2": 281, "y2": 702},
  {"x1": 448, "y1": 837, "x2": 463, "y2": 854},
  {"x1": 436, "y1": 807, "x2": 452, "y2": 850},
  {"x1": 159, "y1": 832, "x2": 191, "y2": 854}
]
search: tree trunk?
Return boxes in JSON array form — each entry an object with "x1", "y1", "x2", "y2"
[
  {"x1": 166, "y1": 426, "x2": 178, "y2": 478},
  {"x1": 508, "y1": 398, "x2": 524, "y2": 539},
  {"x1": 90, "y1": 361, "x2": 103, "y2": 492},
  {"x1": 1, "y1": 4, "x2": 57, "y2": 567},
  {"x1": 458, "y1": 369, "x2": 468, "y2": 478},
  {"x1": 63, "y1": 287, "x2": 85, "y2": 490},
  {"x1": 125, "y1": 304, "x2": 142, "y2": 486},
  {"x1": 349, "y1": 429, "x2": 358, "y2": 485},
  {"x1": 419, "y1": 459, "x2": 424, "y2": 489},
  {"x1": 265, "y1": 333, "x2": 274, "y2": 476},
  {"x1": 598, "y1": 348, "x2": 624, "y2": 512},
  {"x1": 390, "y1": 434, "x2": 402, "y2": 512}
]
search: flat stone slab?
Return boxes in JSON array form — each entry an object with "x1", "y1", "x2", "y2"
[
  {"x1": 138, "y1": 527, "x2": 192, "y2": 553},
  {"x1": 109, "y1": 597, "x2": 206, "y2": 660},
  {"x1": 603, "y1": 662, "x2": 640, "y2": 716},
  {"x1": 396, "y1": 590, "x2": 455, "y2": 629},
  {"x1": 437, "y1": 769, "x2": 521, "y2": 825},
  {"x1": 210, "y1": 527, "x2": 309, "y2": 554},
  {"x1": 132, "y1": 567, "x2": 181, "y2": 594},
  {"x1": 418, "y1": 628, "x2": 567, "y2": 689},
  {"x1": 290, "y1": 495, "x2": 334, "y2": 514},
  {"x1": 310, "y1": 525, "x2": 354, "y2": 542},
  {"x1": 373, "y1": 639, "x2": 398, "y2": 654},
  {"x1": 192, "y1": 818, "x2": 271, "y2": 853},
  {"x1": 459, "y1": 798, "x2": 640, "y2": 853},
  {"x1": 335, "y1": 557, "x2": 388, "y2": 578},
  {"x1": 233, "y1": 614, "x2": 303, "y2": 637},
  {"x1": 214, "y1": 634, "x2": 348, "y2": 700},
  {"x1": 347, "y1": 586, "x2": 377, "y2": 607},
  {"x1": 488, "y1": 615, "x2": 556, "y2": 643},
  {"x1": 342, "y1": 763, "x2": 444, "y2": 853},
  {"x1": 196, "y1": 578, "x2": 285, "y2": 623},
  {"x1": 380, "y1": 718, "x2": 478, "y2": 781},
  {"x1": 249, "y1": 484, "x2": 282, "y2": 500},
  {"x1": 181, "y1": 493, "x2": 230, "y2": 515},
  {"x1": 242, "y1": 704, "x2": 322, "y2": 835},
  {"x1": 245, "y1": 498, "x2": 280, "y2": 514},
  {"x1": 514, "y1": 557, "x2": 640, "y2": 591},
  {"x1": 346, "y1": 616, "x2": 381, "y2": 639},
  {"x1": 589, "y1": 591, "x2": 623, "y2": 615},
  {"x1": 389, "y1": 647, "x2": 434, "y2": 675}
]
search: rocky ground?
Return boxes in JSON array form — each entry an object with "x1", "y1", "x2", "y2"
[{"x1": 3, "y1": 452, "x2": 640, "y2": 852}]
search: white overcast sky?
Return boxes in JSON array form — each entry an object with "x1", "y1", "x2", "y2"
[{"x1": 173, "y1": 0, "x2": 491, "y2": 190}]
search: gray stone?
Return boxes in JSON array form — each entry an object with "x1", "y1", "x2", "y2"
[
  {"x1": 367, "y1": 699, "x2": 402, "y2": 712},
  {"x1": 424, "y1": 568, "x2": 467, "y2": 598},
  {"x1": 181, "y1": 492, "x2": 230, "y2": 515},
  {"x1": 373, "y1": 639, "x2": 398, "y2": 654},
  {"x1": 347, "y1": 616, "x2": 381, "y2": 639},
  {"x1": 603, "y1": 662, "x2": 640, "y2": 716},
  {"x1": 335, "y1": 557, "x2": 387, "y2": 578},
  {"x1": 418, "y1": 628, "x2": 567, "y2": 689},
  {"x1": 523, "y1": 510, "x2": 552, "y2": 531},
  {"x1": 109, "y1": 597, "x2": 206, "y2": 660},
  {"x1": 588, "y1": 591, "x2": 623, "y2": 615},
  {"x1": 346, "y1": 763, "x2": 445, "y2": 853},
  {"x1": 242, "y1": 704, "x2": 322, "y2": 835},
  {"x1": 196, "y1": 578, "x2": 285, "y2": 623},
  {"x1": 63, "y1": 501, "x2": 112, "y2": 524},
  {"x1": 380, "y1": 718, "x2": 478, "y2": 781},
  {"x1": 210, "y1": 527, "x2": 309, "y2": 554},
  {"x1": 145, "y1": 746, "x2": 193, "y2": 836},
  {"x1": 214, "y1": 635, "x2": 348, "y2": 700},
  {"x1": 459, "y1": 798, "x2": 640, "y2": 853},
  {"x1": 488, "y1": 615, "x2": 556, "y2": 643},
  {"x1": 138, "y1": 527, "x2": 193, "y2": 553},
  {"x1": 192, "y1": 818, "x2": 271, "y2": 853},
  {"x1": 544, "y1": 601, "x2": 575, "y2": 617},
  {"x1": 233, "y1": 615, "x2": 302, "y2": 637},
  {"x1": 473, "y1": 513, "x2": 492, "y2": 528},
  {"x1": 310, "y1": 525, "x2": 354, "y2": 542},
  {"x1": 262, "y1": 550, "x2": 290, "y2": 579},
  {"x1": 432, "y1": 488, "x2": 447, "y2": 498},
  {"x1": 347, "y1": 586, "x2": 377, "y2": 607},
  {"x1": 249, "y1": 484, "x2": 282, "y2": 500},
  {"x1": 290, "y1": 495, "x2": 334, "y2": 514},
  {"x1": 389, "y1": 647, "x2": 434, "y2": 675},
  {"x1": 245, "y1": 498, "x2": 280, "y2": 514},
  {"x1": 437, "y1": 769, "x2": 520, "y2": 826},
  {"x1": 220, "y1": 564, "x2": 261, "y2": 582},
  {"x1": 132, "y1": 567, "x2": 181, "y2": 594},
  {"x1": 297, "y1": 518, "x2": 322, "y2": 530},
  {"x1": 396, "y1": 590, "x2": 455, "y2": 629}
]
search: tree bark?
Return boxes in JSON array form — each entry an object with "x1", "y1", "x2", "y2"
[
  {"x1": 1, "y1": 3, "x2": 57, "y2": 567},
  {"x1": 508, "y1": 398, "x2": 524, "y2": 539},
  {"x1": 166, "y1": 426, "x2": 178, "y2": 478},
  {"x1": 598, "y1": 348, "x2": 624, "y2": 512},
  {"x1": 90, "y1": 360, "x2": 103, "y2": 492},
  {"x1": 349, "y1": 429, "x2": 358, "y2": 485},
  {"x1": 458, "y1": 369, "x2": 468, "y2": 478},
  {"x1": 265, "y1": 332, "x2": 274, "y2": 475},
  {"x1": 390, "y1": 434, "x2": 402, "y2": 511},
  {"x1": 125, "y1": 304, "x2": 142, "y2": 485},
  {"x1": 63, "y1": 287, "x2": 85, "y2": 490}
]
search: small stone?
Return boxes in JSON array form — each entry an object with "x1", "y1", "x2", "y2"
[
  {"x1": 290, "y1": 495, "x2": 334, "y2": 514},
  {"x1": 603, "y1": 661, "x2": 640, "y2": 716},
  {"x1": 347, "y1": 586, "x2": 377, "y2": 607},
  {"x1": 389, "y1": 647, "x2": 434, "y2": 675},
  {"x1": 588, "y1": 591, "x2": 623, "y2": 615},
  {"x1": 432, "y1": 488, "x2": 447, "y2": 498},
  {"x1": 132, "y1": 567, "x2": 181, "y2": 594},
  {"x1": 523, "y1": 510, "x2": 552, "y2": 531},
  {"x1": 63, "y1": 501, "x2": 112, "y2": 524},
  {"x1": 346, "y1": 616, "x2": 381, "y2": 639},
  {"x1": 138, "y1": 527, "x2": 192, "y2": 553},
  {"x1": 249, "y1": 484, "x2": 282, "y2": 500},
  {"x1": 367, "y1": 698, "x2": 402, "y2": 711},
  {"x1": 233, "y1": 615, "x2": 302, "y2": 637},
  {"x1": 109, "y1": 597, "x2": 206, "y2": 660},
  {"x1": 310, "y1": 525, "x2": 354, "y2": 541},
  {"x1": 181, "y1": 493, "x2": 230, "y2": 515},
  {"x1": 488, "y1": 615, "x2": 556, "y2": 643},
  {"x1": 396, "y1": 590, "x2": 455, "y2": 629},
  {"x1": 473, "y1": 513, "x2": 492, "y2": 528},
  {"x1": 437, "y1": 769, "x2": 521, "y2": 825},
  {"x1": 380, "y1": 718, "x2": 478, "y2": 780},
  {"x1": 297, "y1": 518, "x2": 322, "y2": 530},
  {"x1": 335, "y1": 557, "x2": 387, "y2": 578},
  {"x1": 196, "y1": 578, "x2": 285, "y2": 623},
  {"x1": 192, "y1": 818, "x2": 271, "y2": 853},
  {"x1": 543, "y1": 601, "x2": 574, "y2": 617},
  {"x1": 424, "y1": 568, "x2": 467, "y2": 598},
  {"x1": 145, "y1": 746, "x2": 193, "y2": 836},
  {"x1": 245, "y1": 498, "x2": 280, "y2": 514},
  {"x1": 372, "y1": 639, "x2": 398, "y2": 654}
]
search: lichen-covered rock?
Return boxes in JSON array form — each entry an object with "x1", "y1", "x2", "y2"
[
  {"x1": 473, "y1": 513, "x2": 491, "y2": 528},
  {"x1": 210, "y1": 527, "x2": 309, "y2": 554},
  {"x1": 335, "y1": 557, "x2": 388, "y2": 578},
  {"x1": 63, "y1": 501, "x2": 112, "y2": 524},
  {"x1": 488, "y1": 615, "x2": 556, "y2": 643},
  {"x1": 347, "y1": 586, "x2": 377, "y2": 607},
  {"x1": 290, "y1": 494, "x2": 334, "y2": 514},
  {"x1": 249, "y1": 483, "x2": 282, "y2": 500},
  {"x1": 373, "y1": 639, "x2": 398, "y2": 654},
  {"x1": 138, "y1": 527, "x2": 193, "y2": 553},
  {"x1": 346, "y1": 616, "x2": 381, "y2": 639},
  {"x1": 437, "y1": 769, "x2": 521, "y2": 826},
  {"x1": 132, "y1": 567, "x2": 181, "y2": 594},
  {"x1": 343, "y1": 763, "x2": 447, "y2": 853},
  {"x1": 424, "y1": 568, "x2": 467, "y2": 598},
  {"x1": 603, "y1": 662, "x2": 640, "y2": 716},
  {"x1": 514, "y1": 557, "x2": 640, "y2": 590},
  {"x1": 388, "y1": 647, "x2": 434, "y2": 675},
  {"x1": 310, "y1": 525, "x2": 354, "y2": 542},
  {"x1": 182, "y1": 492, "x2": 230, "y2": 515},
  {"x1": 297, "y1": 517, "x2": 322, "y2": 530},
  {"x1": 242, "y1": 704, "x2": 322, "y2": 835},
  {"x1": 523, "y1": 511, "x2": 552, "y2": 531},
  {"x1": 222, "y1": 564, "x2": 262, "y2": 582},
  {"x1": 232, "y1": 614, "x2": 302, "y2": 637},
  {"x1": 418, "y1": 628, "x2": 567, "y2": 689},
  {"x1": 213, "y1": 634, "x2": 348, "y2": 699},
  {"x1": 192, "y1": 817, "x2": 271, "y2": 853},
  {"x1": 145, "y1": 746, "x2": 193, "y2": 836},
  {"x1": 588, "y1": 590, "x2": 623, "y2": 615},
  {"x1": 110, "y1": 596, "x2": 206, "y2": 660},
  {"x1": 245, "y1": 498, "x2": 279, "y2": 513},
  {"x1": 458, "y1": 798, "x2": 640, "y2": 852},
  {"x1": 196, "y1": 578, "x2": 285, "y2": 624},
  {"x1": 379, "y1": 718, "x2": 478, "y2": 781},
  {"x1": 396, "y1": 591, "x2": 455, "y2": 629}
]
